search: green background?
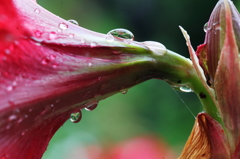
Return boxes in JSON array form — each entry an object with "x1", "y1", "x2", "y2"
[{"x1": 37, "y1": 0, "x2": 240, "y2": 158}]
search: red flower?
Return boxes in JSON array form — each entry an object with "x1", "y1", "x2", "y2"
[{"x1": 1, "y1": 0, "x2": 169, "y2": 158}]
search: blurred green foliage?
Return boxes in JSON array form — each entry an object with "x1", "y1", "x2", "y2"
[{"x1": 39, "y1": 0, "x2": 240, "y2": 158}]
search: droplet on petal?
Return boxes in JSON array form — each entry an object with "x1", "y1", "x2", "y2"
[
  {"x1": 107, "y1": 28, "x2": 134, "y2": 40},
  {"x1": 58, "y1": 22, "x2": 68, "y2": 30},
  {"x1": 8, "y1": 115, "x2": 17, "y2": 121},
  {"x1": 17, "y1": 118, "x2": 23, "y2": 123},
  {"x1": 70, "y1": 111, "x2": 82, "y2": 123},
  {"x1": 69, "y1": 33, "x2": 74, "y2": 38},
  {"x1": 142, "y1": 41, "x2": 167, "y2": 56},
  {"x1": 6, "y1": 86, "x2": 13, "y2": 92},
  {"x1": 34, "y1": 8, "x2": 41, "y2": 14},
  {"x1": 90, "y1": 42, "x2": 97, "y2": 47},
  {"x1": 88, "y1": 62, "x2": 93, "y2": 67},
  {"x1": 4, "y1": 49, "x2": 11, "y2": 55},
  {"x1": 105, "y1": 34, "x2": 114, "y2": 42},
  {"x1": 203, "y1": 22, "x2": 208, "y2": 32},
  {"x1": 48, "y1": 32, "x2": 57, "y2": 40},
  {"x1": 35, "y1": 30, "x2": 42, "y2": 38},
  {"x1": 68, "y1": 19, "x2": 79, "y2": 25},
  {"x1": 41, "y1": 57, "x2": 50, "y2": 65}
]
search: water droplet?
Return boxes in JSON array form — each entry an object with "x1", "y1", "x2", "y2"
[
  {"x1": 6, "y1": 86, "x2": 13, "y2": 92},
  {"x1": 203, "y1": 22, "x2": 208, "y2": 32},
  {"x1": 106, "y1": 34, "x2": 114, "y2": 42},
  {"x1": 6, "y1": 124, "x2": 11, "y2": 130},
  {"x1": 57, "y1": 29, "x2": 62, "y2": 33},
  {"x1": 14, "y1": 41, "x2": 19, "y2": 45},
  {"x1": 68, "y1": 19, "x2": 79, "y2": 25},
  {"x1": 69, "y1": 33, "x2": 74, "y2": 38},
  {"x1": 41, "y1": 57, "x2": 50, "y2": 65},
  {"x1": 35, "y1": 30, "x2": 42, "y2": 38},
  {"x1": 12, "y1": 81, "x2": 17, "y2": 86},
  {"x1": 28, "y1": 108, "x2": 32, "y2": 112},
  {"x1": 48, "y1": 32, "x2": 57, "y2": 40},
  {"x1": 50, "y1": 54, "x2": 56, "y2": 60},
  {"x1": 107, "y1": 28, "x2": 134, "y2": 40},
  {"x1": 88, "y1": 62, "x2": 93, "y2": 67},
  {"x1": 90, "y1": 42, "x2": 97, "y2": 47},
  {"x1": 98, "y1": 77, "x2": 102, "y2": 81},
  {"x1": 17, "y1": 118, "x2": 23, "y2": 123},
  {"x1": 120, "y1": 88, "x2": 128, "y2": 94},
  {"x1": 142, "y1": 41, "x2": 167, "y2": 55},
  {"x1": 80, "y1": 38, "x2": 86, "y2": 44},
  {"x1": 8, "y1": 115, "x2": 17, "y2": 121},
  {"x1": 52, "y1": 63, "x2": 58, "y2": 69},
  {"x1": 213, "y1": 22, "x2": 221, "y2": 34},
  {"x1": 34, "y1": 8, "x2": 41, "y2": 14},
  {"x1": 59, "y1": 22, "x2": 68, "y2": 30},
  {"x1": 180, "y1": 86, "x2": 192, "y2": 93},
  {"x1": 35, "y1": 42, "x2": 41, "y2": 46},
  {"x1": 21, "y1": 131, "x2": 25, "y2": 136},
  {"x1": 85, "y1": 101, "x2": 98, "y2": 111},
  {"x1": 4, "y1": 49, "x2": 11, "y2": 55},
  {"x1": 70, "y1": 111, "x2": 82, "y2": 123}
]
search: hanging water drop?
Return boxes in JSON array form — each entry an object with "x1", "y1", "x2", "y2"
[
  {"x1": 85, "y1": 101, "x2": 98, "y2": 111},
  {"x1": 68, "y1": 19, "x2": 79, "y2": 25},
  {"x1": 203, "y1": 22, "x2": 208, "y2": 32},
  {"x1": 120, "y1": 88, "x2": 128, "y2": 94},
  {"x1": 180, "y1": 86, "x2": 192, "y2": 93},
  {"x1": 107, "y1": 28, "x2": 134, "y2": 40},
  {"x1": 58, "y1": 22, "x2": 68, "y2": 30},
  {"x1": 70, "y1": 111, "x2": 82, "y2": 123}
]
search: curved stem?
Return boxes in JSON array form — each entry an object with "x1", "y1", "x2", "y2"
[{"x1": 151, "y1": 49, "x2": 223, "y2": 126}]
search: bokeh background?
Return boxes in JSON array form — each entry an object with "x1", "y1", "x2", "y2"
[{"x1": 37, "y1": 0, "x2": 240, "y2": 158}]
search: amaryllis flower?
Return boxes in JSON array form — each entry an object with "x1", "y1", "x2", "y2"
[
  {"x1": 1, "y1": 0, "x2": 198, "y2": 158},
  {"x1": 180, "y1": 0, "x2": 240, "y2": 158}
]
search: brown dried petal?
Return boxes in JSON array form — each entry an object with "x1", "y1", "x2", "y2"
[{"x1": 179, "y1": 113, "x2": 230, "y2": 159}]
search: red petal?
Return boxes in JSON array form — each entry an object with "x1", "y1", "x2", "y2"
[{"x1": 0, "y1": 0, "x2": 161, "y2": 158}]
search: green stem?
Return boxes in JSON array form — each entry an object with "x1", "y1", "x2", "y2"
[{"x1": 151, "y1": 49, "x2": 223, "y2": 126}]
